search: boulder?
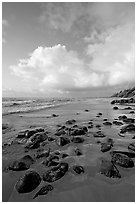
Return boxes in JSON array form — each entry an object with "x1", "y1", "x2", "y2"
[
  {"x1": 98, "y1": 112, "x2": 103, "y2": 116},
  {"x1": 55, "y1": 129, "x2": 66, "y2": 136},
  {"x1": 71, "y1": 136, "x2": 84, "y2": 143},
  {"x1": 73, "y1": 165, "x2": 84, "y2": 174},
  {"x1": 65, "y1": 119, "x2": 76, "y2": 125},
  {"x1": 103, "y1": 118, "x2": 108, "y2": 121},
  {"x1": 120, "y1": 124, "x2": 135, "y2": 133},
  {"x1": 110, "y1": 150, "x2": 135, "y2": 158},
  {"x1": 30, "y1": 132, "x2": 48, "y2": 143},
  {"x1": 69, "y1": 126, "x2": 88, "y2": 136},
  {"x1": 52, "y1": 114, "x2": 58, "y2": 117},
  {"x1": 128, "y1": 143, "x2": 135, "y2": 152},
  {"x1": 103, "y1": 122, "x2": 112, "y2": 126},
  {"x1": 124, "y1": 107, "x2": 132, "y2": 110},
  {"x1": 48, "y1": 137, "x2": 55, "y2": 142},
  {"x1": 9, "y1": 161, "x2": 30, "y2": 171},
  {"x1": 62, "y1": 153, "x2": 69, "y2": 158},
  {"x1": 111, "y1": 153, "x2": 134, "y2": 168},
  {"x1": 36, "y1": 148, "x2": 50, "y2": 159},
  {"x1": 16, "y1": 170, "x2": 41, "y2": 193},
  {"x1": 96, "y1": 124, "x2": 101, "y2": 128},
  {"x1": 93, "y1": 131, "x2": 106, "y2": 138},
  {"x1": 100, "y1": 159, "x2": 121, "y2": 178},
  {"x1": 75, "y1": 148, "x2": 82, "y2": 156},
  {"x1": 43, "y1": 162, "x2": 68, "y2": 182},
  {"x1": 25, "y1": 141, "x2": 40, "y2": 149},
  {"x1": 113, "y1": 106, "x2": 119, "y2": 110},
  {"x1": 85, "y1": 109, "x2": 89, "y2": 112},
  {"x1": 56, "y1": 137, "x2": 70, "y2": 146},
  {"x1": 129, "y1": 111, "x2": 135, "y2": 114},
  {"x1": 113, "y1": 121, "x2": 123, "y2": 126},
  {"x1": 20, "y1": 155, "x2": 34, "y2": 166},
  {"x1": 101, "y1": 143, "x2": 112, "y2": 152},
  {"x1": 33, "y1": 184, "x2": 54, "y2": 199},
  {"x1": 123, "y1": 118, "x2": 135, "y2": 123},
  {"x1": 25, "y1": 128, "x2": 45, "y2": 138},
  {"x1": 118, "y1": 115, "x2": 127, "y2": 120}
]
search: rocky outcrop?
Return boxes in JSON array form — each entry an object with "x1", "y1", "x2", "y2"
[
  {"x1": 16, "y1": 170, "x2": 41, "y2": 193},
  {"x1": 111, "y1": 87, "x2": 135, "y2": 98}
]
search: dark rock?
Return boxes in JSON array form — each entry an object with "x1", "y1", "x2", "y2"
[
  {"x1": 54, "y1": 150, "x2": 61, "y2": 155},
  {"x1": 123, "y1": 118, "x2": 135, "y2": 123},
  {"x1": 33, "y1": 184, "x2": 54, "y2": 199},
  {"x1": 25, "y1": 128, "x2": 45, "y2": 138},
  {"x1": 71, "y1": 136, "x2": 84, "y2": 143},
  {"x1": 36, "y1": 148, "x2": 50, "y2": 159},
  {"x1": 113, "y1": 106, "x2": 119, "y2": 110},
  {"x1": 96, "y1": 124, "x2": 101, "y2": 128},
  {"x1": 30, "y1": 132, "x2": 48, "y2": 143},
  {"x1": 118, "y1": 115, "x2": 127, "y2": 120},
  {"x1": 124, "y1": 107, "x2": 132, "y2": 110},
  {"x1": 88, "y1": 125, "x2": 93, "y2": 128},
  {"x1": 103, "y1": 118, "x2": 108, "y2": 121},
  {"x1": 66, "y1": 119, "x2": 76, "y2": 125},
  {"x1": 16, "y1": 170, "x2": 41, "y2": 193},
  {"x1": 69, "y1": 126, "x2": 88, "y2": 136},
  {"x1": 48, "y1": 137, "x2": 55, "y2": 142},
  {"x1": 103, "y1": 122, "x2": 112, "y2": 126},
  {"x1": 62, "y1": 153, "x2": 69, "y2": 158},
  {"x1": 93, "y1": 131, "x2": 106, "y2": 138},
  {"x1": 111, "y1": 87, "x2": 135, "y2": 98},
  {"x1": 100, "y1": 159, "x2": 121, "y2": 178},
  {"x1": 88, "y1": 121, "x2": 93, "y2": 125},
  {"x1": 56, "y1": 137, "x2": 70, "y2": 146},
  {"x1": 120, "y1": 124, "x2": 135, "y2": 133},
  {"x1": 9, "y1": 161, "x2": 30, "y2": 171},
  {"x1": 129, "y1": 111, "x2": 135, "y2": 114},
  {"x1": 113, "y1": 121, "x2": 123, "y2": 126},
  {"x1": 98, "y1": 112, "x2": 102, "y2": 116},
  {"x1": 110, "y1": 150, "x2": 135, "y2": 158},
  {"x1": 52, "y1": 114, "x2": 58, "y2": 117},
  {"x1": 128, "y1": 143, "x2": 135, "y2": 152},
  {"x1": 20, "y1": 155, "x2": 34, "y2": 166},
  {"x1": 75, "y1": 148, "x2": 82, "y2": 156},
  {"x1": 111, "y1": 153, "x2": 134, "y2": 168},
  {"x1": 43, "y1": 162, "x2": 68, "y2": 182},
  {"x1": 132, "y1": 135, "x2": 135, "y2": 139},
  {"x1": 85, "y1": 109, "x2": 89, "y2": 112},
  {"x1": 101, "y1": 143, "x2": 112, "y2": 152},
  {"x1": 73, "y1": 165, "x2": 84, "y2": 174},
  {"x1": 55, "y1": 129, "x2": 66, "y2": 136},
  {"x1": 25, "y1": 141, "x2": 40, "y2": 149}
]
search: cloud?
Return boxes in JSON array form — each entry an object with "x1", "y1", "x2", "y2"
[
  {"x1": 40, "y1": 2, "x2": 134, "y2": 36},
  {"x1": 10, "y1": 3, "x2": 134, "y2": 95},
  {"x1": 2, "y1": 19, "x2": 8, "y2": 43}
]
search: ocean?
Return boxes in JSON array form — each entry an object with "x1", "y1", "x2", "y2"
[{"x1": 2, "y1": 97, "x2": 74, "y2": 115}]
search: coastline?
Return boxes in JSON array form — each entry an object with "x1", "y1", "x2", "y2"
[{"x1": 2, "y1": 97, "x2": 135, "y2": 202}]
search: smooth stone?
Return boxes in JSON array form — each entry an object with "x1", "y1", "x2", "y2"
[
  {"x1": 101, "y1": 143, "x2": 112, "y2": 152},
  {"x1": 75, "y1": 148, "x2": 83, "y2": 156},
  {"x1": 16, "y1": 170, "x2": 41, "y2": 193},
  {"x1": 65, "y1": 119, "x2": 76, "y2": 125},
  {"x1": 113, "y1": 106, "x2": 119, "y2": 110},
  {"x1": 120, "y1": 124, "x2": 135, "y2": 133},
  {"x1": 103, "y1": 122, "x2": 112, "y2": 126},
  {"x1": 9, "y1": 161, "x2": 30, "y2": 171}
]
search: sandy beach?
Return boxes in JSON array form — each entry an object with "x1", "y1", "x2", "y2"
[{"x1": 2, "y1": 97, "x2": 135, "y2": 202}]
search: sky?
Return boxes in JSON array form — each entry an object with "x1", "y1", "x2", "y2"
[{"x1": 2, "y1": 2, "x2": 135, "y2": 98}]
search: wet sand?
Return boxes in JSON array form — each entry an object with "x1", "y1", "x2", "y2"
[{"x1": 2, "y1": 98, "x2": 135, "y2": 202}]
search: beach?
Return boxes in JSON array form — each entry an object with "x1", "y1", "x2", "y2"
[{"x1": 2, "y1": 97, "x2": 135, "y2": 202}]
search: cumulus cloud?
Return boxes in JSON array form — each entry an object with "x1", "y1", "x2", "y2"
[{"x1": 10, "y1": 3, "x2": 134, "y2": 95}]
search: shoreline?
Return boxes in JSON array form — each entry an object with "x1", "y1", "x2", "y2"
[{"x1": 2, "y1": 98, "x2": 135, "y2": 202}]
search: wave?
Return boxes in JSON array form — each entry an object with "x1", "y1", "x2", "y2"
[{"x1": 2, "y1": 101, "x2": 70, "y2": 116}]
